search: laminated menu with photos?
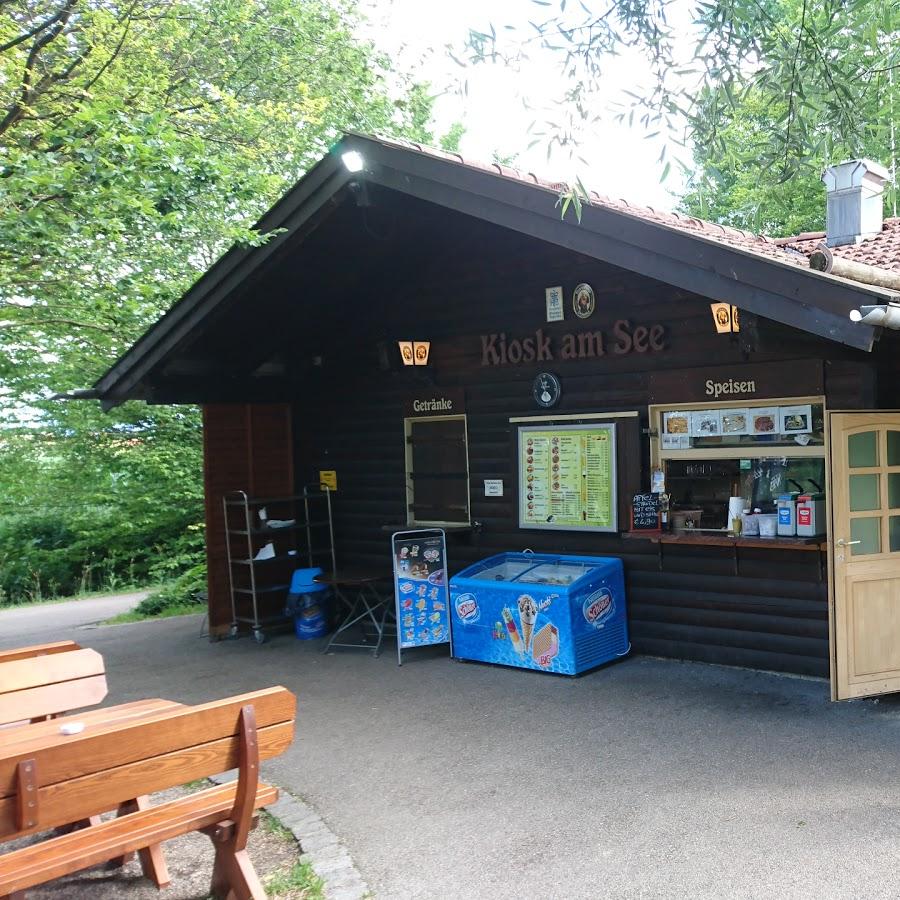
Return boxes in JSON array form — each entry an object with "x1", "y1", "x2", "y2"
[
  {"x1": 689, "y1": 410, "x2": 722, "y2": 437},
  {"x1": 661, "y1": 411, "x2": 690, "y2": 449}
]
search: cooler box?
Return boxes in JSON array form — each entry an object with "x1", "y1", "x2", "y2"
[{"x1": 449, "y1": 552, "x2": 628, "y2": 675}]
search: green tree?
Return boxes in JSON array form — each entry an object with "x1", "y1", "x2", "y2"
[
  {"x1": 0, "y1": 0, "x2": 438, "y2": 602},
  {"x1": 464, "y1": 0, "x2": 900, "y2": 190}
]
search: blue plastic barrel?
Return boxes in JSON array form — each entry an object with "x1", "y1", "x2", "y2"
[{"x1": 286, "y1": 567, "x2": 330, "y2": 639}]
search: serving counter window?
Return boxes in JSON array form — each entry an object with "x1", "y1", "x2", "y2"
[
  {"x1": 404, "y1": 415, "x2": 471, "y2": 525},
  {"x1": 649, "y1": 397, "x2": 827, "y2": 539}
]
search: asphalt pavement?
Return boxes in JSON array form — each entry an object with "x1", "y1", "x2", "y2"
[
  {"x1": 0, "y1": 592, "x2": 145, "y2": 646},
  {"x1": 3, "y1": 598, "x2": 900, "y2": 899}
]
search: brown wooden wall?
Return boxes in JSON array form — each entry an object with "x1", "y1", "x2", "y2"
[
  {"x1": 267, "y1": 211, "x2": 888, "y2": 679},
  {"x1": 203, "y1": 403, "x2": 294, "y2": 633}
]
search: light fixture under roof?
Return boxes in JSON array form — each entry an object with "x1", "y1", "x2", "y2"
[
  {"x1": 398, "y1": 340, "x2": 430, "y2": 367},
  {"x1": 850, "y1": 304, "x2": 900, "y2": 328},
  {"x1": 341, "y1": 150, "x2": 365, "y2": 173}
]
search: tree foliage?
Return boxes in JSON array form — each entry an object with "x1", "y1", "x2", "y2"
[
  {"x1": 464, "y1": 0, "x2": 900, "y2": 191},
  {"x1": 0, "y1": 0, "x2": 438, "y2": 602},
  {"x1": 679, "y1": 2, "x2": 900, "y2": 235}
]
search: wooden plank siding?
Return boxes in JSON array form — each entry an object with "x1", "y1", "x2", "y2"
[
  {"x1": 267, "y1": 218, "x2": 883, "y2": 678},
  {"x1": 175, "y1": 204, "x2": 889, "y2": 674},
  {"x1": 202, "y1": 404, "x2": 294, "y2": 633}
]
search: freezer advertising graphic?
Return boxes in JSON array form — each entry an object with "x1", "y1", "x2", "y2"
[{"x1": 450, "y1": 553, "x2": 628, "y2": 675}]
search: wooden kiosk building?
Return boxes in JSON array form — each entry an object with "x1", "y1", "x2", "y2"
[{"x1": 91, "y1": 135, "x2": 900, "y2": 700}]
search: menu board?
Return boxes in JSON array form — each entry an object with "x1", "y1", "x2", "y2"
[
  {"x1": 392, "y1": 529, "x2": 451, "y2": 661},
  {"x1": 518, "y1": 424, "x2": 617, "y2": 532}
]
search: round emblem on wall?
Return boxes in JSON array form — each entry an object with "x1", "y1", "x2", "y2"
[
  {"x1": 572, "y1": 283, "x2": 595, "y2": 319},
  {"x1": 533, "y1": 372, "x2": 562, "y2": 409}
]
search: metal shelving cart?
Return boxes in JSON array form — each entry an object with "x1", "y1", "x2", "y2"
[{"x1": 223, "y1": 486, "x2": 336, "y2": 643}]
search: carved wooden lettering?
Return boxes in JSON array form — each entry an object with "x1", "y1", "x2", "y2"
[{"x1": 480, "y1": 322, "x2": 667, "y2": 367}]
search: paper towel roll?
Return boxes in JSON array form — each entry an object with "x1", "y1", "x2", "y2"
[{"x1": 728, "y1": 496, "x2": 745, "y2": 528}]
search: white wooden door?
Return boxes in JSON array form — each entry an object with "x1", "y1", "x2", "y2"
[{"x1": 830, "y1": 413, "x2": 900, "y2": 699}]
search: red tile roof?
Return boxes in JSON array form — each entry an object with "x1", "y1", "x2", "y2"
[
  {"x1": 366, "y1": 133, "x2": 900, "y2": 278},
  {"x1": 775, "y1": 221, "x2": 900, "y2": 272}
]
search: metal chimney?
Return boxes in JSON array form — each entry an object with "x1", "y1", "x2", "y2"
[{"x1": 822, "y1": 159, "x2": 889, "y2": 247}]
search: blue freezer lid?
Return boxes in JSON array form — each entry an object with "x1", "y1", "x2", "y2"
[{"x1": 452, "y1": 552, "x2": 620, "y2": 588}]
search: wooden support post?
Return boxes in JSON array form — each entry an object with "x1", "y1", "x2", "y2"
[
  {"x1": 109, "y1": 796, "x2": 170, "y2": 888},
  {"x1": 208, "y1": 704, "x2": 266, "y2": 900}
]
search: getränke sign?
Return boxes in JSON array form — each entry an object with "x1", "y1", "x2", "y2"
[
  {"x1": 480, "y1": 319, "x2": 666, "y2": 367},
  {"x1": 403, "y1": 388, "x2": 466, "y2": 418}
]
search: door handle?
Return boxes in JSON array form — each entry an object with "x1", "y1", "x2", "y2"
[{"x1": 836, "y1": 538, "x2": 861, "y2": 547}]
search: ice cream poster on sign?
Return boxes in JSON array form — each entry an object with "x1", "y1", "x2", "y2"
[{"x1": 393, "y1": 534, "x2": 451, "y2": 649}]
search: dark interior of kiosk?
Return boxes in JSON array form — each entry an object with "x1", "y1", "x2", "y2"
[{"x1": 666, "y1": 458, "x2": 826, "y2": 529}]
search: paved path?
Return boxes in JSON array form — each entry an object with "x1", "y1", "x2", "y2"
[
  {"x1": 5, "y1": 599, "x2": 900, "y2": 899},
  {"x1": 0, "y1": 592, "x2": 145, "y2": 647}
]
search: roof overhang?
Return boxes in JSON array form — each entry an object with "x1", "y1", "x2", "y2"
[{"x1": 93, "y1": 133, "x2": 892, "y2": 407}]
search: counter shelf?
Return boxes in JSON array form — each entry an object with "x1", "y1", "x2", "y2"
[{"x1": 623, "y1": 529, "x2": 827, "y2": 579}]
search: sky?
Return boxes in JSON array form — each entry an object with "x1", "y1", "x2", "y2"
[{"x1": 360, "y1": 0, "x2": 691, "y2": 211}]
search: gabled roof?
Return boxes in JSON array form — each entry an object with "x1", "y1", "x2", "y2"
[
  {"x1": 93, "y1": 132, "x2": 899, "y2": 407},
  {"x1": 371, "y1": 134, "x2": 900, "y2": 274}
]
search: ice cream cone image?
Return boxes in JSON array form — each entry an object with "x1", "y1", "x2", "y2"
[{"x1": 517, "y1": 594, "x2": 538, "y2": 651}]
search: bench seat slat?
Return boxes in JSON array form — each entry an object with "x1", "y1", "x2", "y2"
[
  {"x1": 0, "y1": 686, "x2": 295, "y2": 797},
  {"x1": 0, "y1": 676, "x2": 108, "y2": 728},
  {"x1": 0, "y1": 649, "x2": 104, "y2": 694},
  {"x1": 0, "y1": 700, "x2": 184, "y2": 751},
  {"x1": 0, "y1": 782, "x2": 278, "y2": 896},
  {"x1": 0, "y1": 721, "x2": 293, "y2": 838},
  {"x1": 0, "y1": 643, "x2": 80, "y2": 665}
]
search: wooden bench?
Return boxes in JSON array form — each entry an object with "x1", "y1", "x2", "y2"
[
  {"x1": 0, "y1": 648, "x2": 107, "y2": 727},
  {"x1": 0, "y1": 685, "x2": 296, "y2": 899},
  {"x1": 0, "y1": 643, "x2": 80, "y2": 665}
]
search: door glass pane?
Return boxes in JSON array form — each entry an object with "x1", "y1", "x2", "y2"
[
  {"x1": 849, "y1": 431, "x2": 878, "y2": 468},
  {"x1": 889, "y1": 431, "x2": 900, "y2": 466},
  {"x1": 850, "y1": 517, "x2": 881, "y2": 555},
  {"x1": 891, "y1": 517, "x2": 900, "y2": 552},
  {"x1": 890, "y1": 474, "x2": 900, "y2": 509},
  {"x1": 850, "y1": 474, "x2": 880, "y2": 511}
]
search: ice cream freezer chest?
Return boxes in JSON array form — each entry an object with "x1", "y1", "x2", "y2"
[{"x1": 449, "y1": 553, "x2": 629, "y2": 675}]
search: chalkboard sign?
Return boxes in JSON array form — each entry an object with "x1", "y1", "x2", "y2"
[{"x1": 630, "y1": 493, "x2": 662, "y2": 532}]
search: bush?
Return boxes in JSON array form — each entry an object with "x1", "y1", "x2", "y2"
[
  {"x1": 134, "y1": 563, "x2": 207, "y2": 617},
  {"x1": 0, "y1": 506, "x2": 205, "y2": 605}
]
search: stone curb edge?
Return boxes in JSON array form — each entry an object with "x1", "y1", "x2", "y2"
[{"x1": 209, "y1": 772, "x2": 370, "y2": 900}]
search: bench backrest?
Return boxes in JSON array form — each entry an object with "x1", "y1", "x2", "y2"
[
  {"x1": 0, "y1": 685, "x2": 296, "y2": 839},
  {"x1": 0, "y1": 648, "x2": 107, "y2": 726},
  {"x1": 0, "y1": 642, "x2": 81, "y2": 665}
]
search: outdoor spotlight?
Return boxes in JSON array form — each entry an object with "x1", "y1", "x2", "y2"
[
  {"x1": 341, "y1": 150, "x2": 365, "y2": 173},
  {"x1": 850, "y1": 304, "x2": 900, "y2": 328}
]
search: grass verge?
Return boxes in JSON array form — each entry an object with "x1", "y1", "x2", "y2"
[
  {"x1": 104, "y1": 601, "x2": 202, "y2": 624},
  {"x1": 265, "y1": 859, "x2": 326, "y2": 900}
]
